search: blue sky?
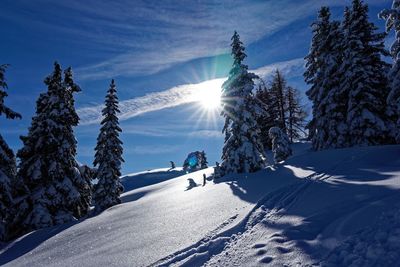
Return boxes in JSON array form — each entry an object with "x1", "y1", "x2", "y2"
[{"x1": 0, "y1": 0, "x2": 392, "y2": 174}]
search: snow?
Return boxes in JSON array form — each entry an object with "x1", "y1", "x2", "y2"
[{"x1": 1, "y1": 143, "x2": 400, "y2": 266}]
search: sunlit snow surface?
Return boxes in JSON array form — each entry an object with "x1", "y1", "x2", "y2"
[{"x1": 1, "y1": 143, "x2": 400, "y2": 266}]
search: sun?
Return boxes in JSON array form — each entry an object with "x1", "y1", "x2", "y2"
[{"x1": 194, "y1": 79, "x2": 223, "y2": 110}]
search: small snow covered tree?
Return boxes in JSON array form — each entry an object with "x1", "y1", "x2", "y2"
[
  {"x1": 93, "y1": 79, "x2": 124, "y2": 212},
  {"x1": 200, "y1": 151, "x2": 208, "y2": 169},
  {"x1": 0, "y1": 64, "x2": 21, "y2": 241},
  {"x1": 220, "y1": 31, "x2": 267, "y2": 175},
  {"x1": 14, "y1": 63, "x2": 91, "y2": 235},
  {"x1": 269, "y1": 127, "x2": 292, "y2": 163},
  {"x1": 183, "y1": 151, "x2": 208, "y2": 172},
  {"x1": 341, "y1": 0, "x2": 392, "y2": 146},
  {"x1": 380, "y1": 0, "x2": 400, "y2": 143},
  {"x1": 286, "y1": 87, "x2": 307, "y2": 143}
]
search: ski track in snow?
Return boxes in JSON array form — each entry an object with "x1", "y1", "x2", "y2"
[{"x1": 152, "y1": 148, "x2": 397, "y2": 266}]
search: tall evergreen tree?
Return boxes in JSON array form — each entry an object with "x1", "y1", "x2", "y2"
[
  {"x1": 93, "y1": 79, "x2": 124, "y2": 212},
  {"x1": 341, "y1": 0, "x2": 392, "y2": 146},
  {"x1": 321, "y1": 20, "x2": 348, "y2": 149},
  {"x1": 380, "y1": 0, "x2": 400, "y2": 142},
  {"x1": 304, "y1": 7, "x2": 334, "y2": 150},
  {"x1": 13, "y1": 63, "x2": 91, "y2": 236},
  {"x1": 286, "y1": 86, "x2": 307, "y2": 143},
  {"x1": 0, "y1": 64, "x2": 21, "y2": 241},
  {"x1": 220, "y1": 31, "x2": 267, "y2": 175}
]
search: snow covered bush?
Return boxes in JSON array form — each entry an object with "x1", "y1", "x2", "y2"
[
  {"x1": 183, "y1": 151, "x2": 208, "y2": 173},
  {"x1": 269, "y1": 127, "x2": 292, "y2": 163}
]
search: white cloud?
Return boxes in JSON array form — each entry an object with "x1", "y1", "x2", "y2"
[
  {"x1": 127, "y1": 145, "x2": 180, "y2": 155},
  {"x1": 188, "y1": 130, "x2": 223, "y2": 139},
  {"x1": 77, "y1": 58, "x2": 304, "y2": 125}
]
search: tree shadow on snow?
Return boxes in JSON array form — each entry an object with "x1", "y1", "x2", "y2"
[
  {"x1": 0, "y1": 188, "x2": 150, "y2": 265},
  {"x1": 0, "y1": 219, "x2": 82, "y2": 265}
]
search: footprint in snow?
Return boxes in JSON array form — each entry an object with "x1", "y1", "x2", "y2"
[
  {"x1": 252, "y1": 243, "x2": 266, "y2": 249},
  {"x1": 256, "y1": 249, "x2": 267, "y2": 256},
  {"x1": 259, "y1": 256, "x2": 274, "y2": 264},
  {"x1": 276, "y1": 246, "x2": 292, "y2": 254}
]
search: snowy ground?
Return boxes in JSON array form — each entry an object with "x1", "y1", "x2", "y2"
[{"x1": 1, "y1": 143, "x2": 400, "y2": 266}]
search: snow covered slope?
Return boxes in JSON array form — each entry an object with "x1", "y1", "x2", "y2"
[{"x1": 1, "y1": 143, "x2": 400, "y2": 266}]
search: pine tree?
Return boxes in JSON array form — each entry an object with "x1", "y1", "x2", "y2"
[
  {"x1": 0, "y1": 64, "x2": 21, "y2": 241},
  {"x1": 269, "y1": 127, "x2": 292, "y2": 163},
  {"x1": 380, "y1": 0, "x2": 400, "y2": 142},
  {"x1": 269, "y1": 70, "x2": 287, "y2": 132},
  {"x1": 341, "y1": 0, "x2": 392, "y2": 146},
  {"x1": 255, "y1": 80, "x2": 275, "y2": 148},
  {"x1": 220, "y1": 31, "x2": 267, "y2": 175},
  {"x1": 93, "y1": 79, "x2": 124, "y2": 212},
  {"x1": 13, "y1": 63, "x2": 91, "y2": 236},
  {"x1": 286, "y1": 87, "x2": 307, "y2": 143},
  {"x1": 256, "y1": 77, "x2": 306, "y2": 147}
]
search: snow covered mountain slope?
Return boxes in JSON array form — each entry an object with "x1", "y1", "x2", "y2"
[{"x1": 1, "y1": 143, "x2": 399, "y2": 266}]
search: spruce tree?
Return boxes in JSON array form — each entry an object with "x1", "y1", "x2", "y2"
[
  {"x1": 341, "y1": 0, "x2": 392, "y2": 146},
  {"x1": 321, "y1": 20, "x2": 348, "y2": 149},
  {"x1": 14, "y1": 63, "x2": 91, "y2": 235},
  {"x1": 305, "y1": 7, "x2": 349, "y2": 150},
  {"x1": 93, "y1": 79, "x2": 124, "y2": 212},
  {"x1": 0, "y1": 64, "x2": 21, "y2": 241},
  {"x1": 304, "y1": 7, "x2": 333, "y2": 150},
  {"x1": 220, "y1": 31, "x2": 266, "y2": 175},
  {"x1": 380, "y1": 0, "x2": 400, "y2": 142}
]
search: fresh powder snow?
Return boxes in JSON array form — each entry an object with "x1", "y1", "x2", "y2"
[{"x1": 1, "y1": 143, "x2": 400, "y2": 266}]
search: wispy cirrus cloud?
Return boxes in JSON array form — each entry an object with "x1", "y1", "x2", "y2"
[
  {"x1": 2, "y1": 0, "x2": 386, "y2": 80},
  {"x1": 77, "y1": 58, "x2": 304, "y2": 125}
]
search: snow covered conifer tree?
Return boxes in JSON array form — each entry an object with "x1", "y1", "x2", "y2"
[
  {"x1": 304, "y1": 7, "x2": 332, "y2": 150},
  {"x1": 200, "y1": 151, "x2": 208, "y2": 169},
  {"x1": 380, "y1": 0, "x2": 400, "y2": 142},
  {"x1": 220, "y1": 31, "x2": 267, "y2": 175},
  {"x1": 341, "y1": 0, "x2": 392, "y2": 146},
  {"x1": 93, "y1": 79, "x2": 124, "y2": 212},
  {"x1": 269, "y1": 127, "x2": 292, "y2": 163},
  {"x1": 305, "y1": 7, "x2": 347, "y2": 150},
  {"x1": 0, "y1": 64, "x2": 21, "y2": 241},
  {"x1": 14, "y1": 63, "x2": 91, "y2": 235}
]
